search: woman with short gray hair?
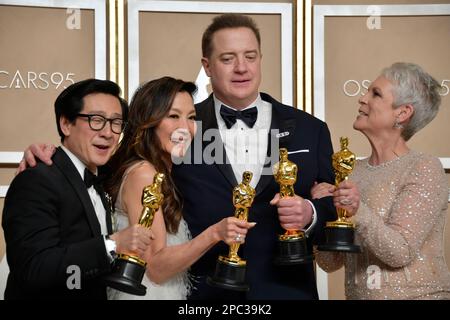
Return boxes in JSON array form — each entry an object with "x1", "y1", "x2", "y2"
[
  {"x1": 381, "y1": 62, "x2": 441, "y2": 141},
  {"x1": 313, "y1": 62, "x2": 450, "y2": 299}
]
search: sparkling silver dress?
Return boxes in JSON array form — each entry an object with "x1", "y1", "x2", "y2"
[
  {"x1": 107, "y1": 161, "x2": 192, "y2": 300},
  {"x1": 316, "y1": 151, "x2": 450, "y2": 299}
]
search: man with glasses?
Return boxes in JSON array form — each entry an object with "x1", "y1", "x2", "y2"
[
  {"x1": 2, "y1": 79, "x2": 152, "y2": 299},
  {"x1": 76, "y1": 114, "x2": 125, "y2": 134}
]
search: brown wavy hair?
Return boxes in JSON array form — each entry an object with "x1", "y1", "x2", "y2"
[
  {"x1": 105, "y1": 77, "x2": 197, "y2": 234},
  {"x1": 202, "y1": 13, "x2": 261, "y2": 59}
]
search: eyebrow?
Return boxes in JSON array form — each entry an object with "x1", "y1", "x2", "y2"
[
  {"x1": 370, "y1": 86, "x2": 382, "y2": 92},
  {"x1": 86, "y1": 111, "x2": 123, "y2": 118},
  {"x1": 170, "y1": 107, "x2": 195, "y2": 114},
  {"x1": 219, "y1": 52, "x2": 236, "y2": 57},
  {"x1": 220, "y1": 50, "x2": 258, "y2": 56}
]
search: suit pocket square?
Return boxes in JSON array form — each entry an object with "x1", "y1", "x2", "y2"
[{"x1": 288, "y1": 149, "x2": 309, "y2": 154}]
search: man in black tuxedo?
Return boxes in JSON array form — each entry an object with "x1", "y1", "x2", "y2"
[
  {"x1": 2, "y1": 79, "x2": 152, "y2": 299},
  {"x1": 171, "y1": 14, "x2": 336, "y2": 299}
]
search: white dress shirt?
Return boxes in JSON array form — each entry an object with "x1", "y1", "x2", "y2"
[
  {"x1": 213, "y1": 94, "x2": 317, "y2": 233},
  {"x1": 214, "y1": 94, "x2": 271, "y2": 189}
]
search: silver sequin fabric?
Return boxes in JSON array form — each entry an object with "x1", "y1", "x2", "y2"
[{"x1": 316, "y1": 150, "x2": 450, "y2": 299}]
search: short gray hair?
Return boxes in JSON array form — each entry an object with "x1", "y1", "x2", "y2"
[{"x1": 382, "y1": 62, "x2": 441, "y2": 141}]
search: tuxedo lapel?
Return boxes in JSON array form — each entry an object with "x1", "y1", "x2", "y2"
[
  {"x1": 98, "y1": 184, "x2": 113, "y2": 234},
  {"x1": 53, "y1": 148, "x2": 103, "y2": 236},
  {"x1": 197, "y1": 95, "x2": 238, "y2": 188},
  {"x1": 216, "y1": 147, "x2": 239, "y2": 187},
  {"x1": 97, "y1": 165, "x2": 114, "y2": 233},
  {"x1": 255, "y1": 95, "x2": 297, "y2": 196}
]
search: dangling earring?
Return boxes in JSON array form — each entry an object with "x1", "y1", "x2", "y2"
[{"x1": 393, "y1": 118, "x2": 404, "y2": 129}]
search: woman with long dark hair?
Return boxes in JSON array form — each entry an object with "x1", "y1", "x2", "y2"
[{"x1": 105, "y1": 77, "x2": 254, "y2": 299}]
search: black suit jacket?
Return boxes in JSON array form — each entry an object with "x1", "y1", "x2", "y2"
[
  {"x1": 2, "y1": 147, "x2": 112, "y2": 299},
  {"x1": 172, "y1": 93, "x2": 336, "y2": 300}
]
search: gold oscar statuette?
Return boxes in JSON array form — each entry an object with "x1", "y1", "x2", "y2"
[
  {"x1": 273, "y1": 148, "x2": 313, "y2": 265},
  {"x1": 207, "y1": 171, "x2": 255, "y2": 291},
  {"x1": 317, "y1": 137, "x2": 361, "y2": 253},
  {"x1": 103, "y1": 173, "x2": 165, "y2": 295}
]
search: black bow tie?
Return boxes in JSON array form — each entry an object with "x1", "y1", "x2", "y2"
[
  {"x1": 220, "y1": 105, "x2": 258, "y2": 129},
  {"x1": 84, "y1": 168, "x2": 102, "y2": 191}
]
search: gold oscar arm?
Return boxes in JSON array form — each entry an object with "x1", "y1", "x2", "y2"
[
  {"x1": 116, "y1": 173, "x2": 165, "y2": 265},
  {"x1": 138, "y1": 206, "x2": 157, "y2": 228},
  {"x1": 227, "y1": 207, "x2": 248, "y2": 261},
  {"x1": 138, "y1": 173, "x2": 165, "y2": 229},
  {"x1": 225, "y1": 171, "x2": 255, "y2": 263},
  {"x1": 329, "y1": 137, "x2": 356, "y2": 226},
  {"x1": 274, "y1": 148, "x2": 303, "y2": 238}
]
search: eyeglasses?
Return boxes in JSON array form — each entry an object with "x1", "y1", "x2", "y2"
[{"x1": 77, "y1": 113, "x2": 126, "y2": 134}]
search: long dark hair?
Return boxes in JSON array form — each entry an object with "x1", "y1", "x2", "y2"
[{"x1": 105, "y1": 76, "x2": 197, "y2": 233}]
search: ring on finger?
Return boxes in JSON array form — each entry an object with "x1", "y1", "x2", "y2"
[
  {"x1": 234, "y1": 233, "x2": 243, "y2": 242},
  {"x1": 340, "y1": 198, "x2": 352, "y2": 205}
]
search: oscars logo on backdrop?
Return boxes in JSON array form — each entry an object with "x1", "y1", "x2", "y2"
[
  {"x1": 0, "y1": 70, "x2": 75, "y2": 90},
  {"x1": 343, "y1": 79, "x2": 449, "y2": 97}
]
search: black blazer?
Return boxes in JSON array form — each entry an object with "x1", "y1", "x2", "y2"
[
  {"x1": 172, "y1": 93, "x2": 336, "y2": 300},
  {"x1": 2, "y1": 147, "x2": 112, "y2": 300}
]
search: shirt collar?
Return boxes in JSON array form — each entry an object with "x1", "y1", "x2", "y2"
[
  {"x1": 213, "y1": 94, "x2": 263, "y2": 129},
  {"x1": 60, "y1": 145, "x2": 97, "y2": 180}
]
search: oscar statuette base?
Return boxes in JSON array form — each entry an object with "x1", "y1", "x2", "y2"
[
  {"x1": 103, "y1": 255, "x2": 147, "y2": 296},
  {"x1": 207, "y1": 257, "x2": 249, "y2": 291},
  {"x1": 317, "y1": 224, "x2": 361, "y2": 253},
  {"x1": 274, "y1": 236, "x2": 313, "y2": 265}
]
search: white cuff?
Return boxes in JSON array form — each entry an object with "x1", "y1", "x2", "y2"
[
  {"x1": 303, "y1": 199, "x2": 317, "y2": 236},
  {"x1": 104, "y1": 235, "x2": 117, "y2": 262}
]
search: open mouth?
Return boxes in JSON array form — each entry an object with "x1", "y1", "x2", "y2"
[
  {"x1": 358, "y1": 110, "x2": 368, "y2": 116},
  {"x1": 93, "y1": 144, "x2": 110, "y2": 151}
]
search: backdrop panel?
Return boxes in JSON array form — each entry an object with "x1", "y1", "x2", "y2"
[{"x1": 127, "y1": 0, "x2": 292, "y2": 105}]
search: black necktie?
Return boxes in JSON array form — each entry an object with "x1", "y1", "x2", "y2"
[{"x1": 220, "y1": 105, "x2": 258, "y2": 129}]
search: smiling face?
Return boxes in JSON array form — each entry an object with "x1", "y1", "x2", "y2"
[
  {"x1": 353, "y1": 76, "x2": 400, "y2": 138},
  {"x1": 155, "y1": 91, "x2": 197, "y2": 159},
  {"x1": 202, "y1": 27, "x2": 262, "y2": 109},
  {"x1": 61, "y1": 93, "x2": 122, "y2": 172}
]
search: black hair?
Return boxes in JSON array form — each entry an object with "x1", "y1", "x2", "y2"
[{"x1": 54, "y1": 79, "x2": 126, "y2": 142}]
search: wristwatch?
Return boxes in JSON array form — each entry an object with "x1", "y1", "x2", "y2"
[{"x1": 104, "y1": 235, "x2": 117, "y2": 261}]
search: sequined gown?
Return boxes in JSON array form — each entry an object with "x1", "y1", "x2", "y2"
[
  {"x1": 108, "y1": 161, "x2": 192, "y2": 300},
  {"x1": 316, "y1": 151, "x2": 450, "y2": 299}
]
